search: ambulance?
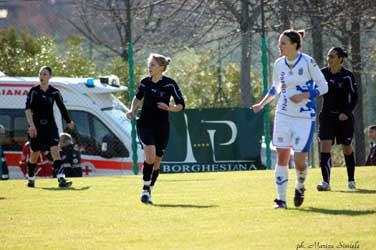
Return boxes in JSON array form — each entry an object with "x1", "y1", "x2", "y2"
[{"x1": 0, "y1": 74, "x2": 144, "y2": 178}]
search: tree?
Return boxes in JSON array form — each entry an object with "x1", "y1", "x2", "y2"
[
  {"x1": 349, "y1": 2, "x2": 365, "y2": 165},
  {"x1": 0, "y1": 28, "x2": 95, "y2": 77},
  {"x1": 211, "y1": 0, "x2": 263, "y2": 107},
  {"x1": 168, "y1": 48, "x2": 263, "y2": 108},
  {"x1": 325, "y1": 0, "x2": 376, "y2": 165},
  {"x1": 66, "y1": 0, "x2": 196, "y2": 61}
]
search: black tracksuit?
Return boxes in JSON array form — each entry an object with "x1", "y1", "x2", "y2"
[
  {"x1": 25, "y1": 85, "x2": 71, "y2": 151},
  {"x1": 319, "y1": 67, "x2": 358, "y2": 145},
  {"x1": 136, "y1": 76, "x2": 185, "y2": 157}
]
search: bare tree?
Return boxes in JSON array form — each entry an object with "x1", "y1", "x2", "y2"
[
  {"x1": 218, "y1": 1, "x2": 265, "y2": 107},
  {"x1": 143, "y1": 0, "x2": 265, "y2": 108},
  {"x1": 65, "y1": 0, "x2": 188, "y2": 61},
  {"x1": 325, "y1": 0, "x2": 376, "y2": 164}
]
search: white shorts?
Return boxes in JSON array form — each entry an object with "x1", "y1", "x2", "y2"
[{"x1": 272, "y1": 113, "x2": 315, "y2": 153}]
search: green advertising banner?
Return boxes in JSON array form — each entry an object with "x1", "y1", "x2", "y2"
[{"x1": 161, "y1": 108, "x2": 264, "y2": 173}]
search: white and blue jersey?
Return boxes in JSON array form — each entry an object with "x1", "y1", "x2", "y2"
[
  {"x1": 269, "y1": 52, "x2": 328, "y2": 120},
  {"x1": 269, "y1": 52, "x2": 328, "y2": 152}
]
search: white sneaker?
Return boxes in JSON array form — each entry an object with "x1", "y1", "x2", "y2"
[{"x1": 348, "y1": 181, "x2": 356, "y2": 190}]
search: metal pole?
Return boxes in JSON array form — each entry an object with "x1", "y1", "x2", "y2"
[
  {"x1": 128, "y1": 43, "x2": 138, "y2": 175},
  {"x1": 126, "y1": 0, "x2": 138, "y2": 174},
  {"x1": 261, "y1": 0, "x2": 272, "y2": 169}
]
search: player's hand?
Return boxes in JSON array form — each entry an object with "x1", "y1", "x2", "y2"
[
  {"x1": 28, "y1": 126, "x2": 37, "y2": 138},
  {"x1": 338, "y1": 113, "x2": 349, "y2": 121},
  {"x1": 290, "y1": 93, "x2": 309, "y2": 104},
  {"x1": 126, "y1": 111, "x2": 134, "y2": 119},
  {"x1": 251, "y1": 103, "x2": 264, "y2": 113},
  {"x1": 157, "y1": 102, "x2": 170, "y2": 111},
  {"x1": 67, "y1": 121, "x2": 75, "y2": 129}
]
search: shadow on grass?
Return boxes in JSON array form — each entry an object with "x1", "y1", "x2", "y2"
[
  {"x1": 37, "y1": 186, "x2": 90, "y2": 191},
  {"x1": 152, "y1": 203, "x2": 218, "y2": 209},
  {"x1": 332, "y1": 189, "x2": 376, "y2": 194},
  {"x1": 292, "y1": 207, "x2": 376, "y2": 216},
  {"x1": 158, "y1": 179, "x2": 215, "y2": 183}
]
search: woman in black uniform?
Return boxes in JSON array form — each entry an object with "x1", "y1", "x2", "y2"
[
  {"x1": 127, "y1": 53, "x2": 185, "y2": 204},
  {"x1": 25, "y1": 66, "x2": 75, "y2": 188},
  {"x1": 317, "y1": 47, "x2": 358, "y2": 191}
]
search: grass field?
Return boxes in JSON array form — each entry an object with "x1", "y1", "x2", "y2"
[{"x1": 0, "y1": 167, "x2": 375, "y2": 250}]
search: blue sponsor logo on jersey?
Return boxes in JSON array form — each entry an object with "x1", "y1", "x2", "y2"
[
  {"x1": 298, "y1": 68, "x2": 304, "y2": 75},
  {"x1": 296, "y1": 80, "x2": 317, "y2": 115}
]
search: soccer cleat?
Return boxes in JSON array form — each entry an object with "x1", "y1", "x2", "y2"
[
  {"x1": 148, "y1": 195, "x2": 153, "y2": 204},
  {"x1": 274, "y1": 199, "x2": 287, "y2": 209},
  {"x1": 140, "y1": 190, "x2": 151, "y2": 204},
  {"x1": 58, "y1": 178, "x2": 72, "y2": 188},
  {"x1": 294, "y1": 187, "x2": 305, "y2": 207},
  {"x1": 1, "y1": 174, "x2": 9, "y2": 180},
  {"x1": 348, "y1": 181, "x2": 356, "y2": 190},
  {"x1": 148, "y1": 189, "x2": 153, "y2": 204},
  {"x1": 317, "y1": 182, "x2": 331, "y2": 191},
  {"x1": 27, "y1": 180, "x2": 35, "y2": 188}
]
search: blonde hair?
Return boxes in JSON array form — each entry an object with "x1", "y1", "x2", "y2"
[{"x1": 148, "y1": 53, "x2": 171, "y2": 71}]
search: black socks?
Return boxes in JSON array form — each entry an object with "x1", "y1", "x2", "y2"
[
  {"x1": 143, "y1": 162, "x2": 154, "y2": 191},
  {"x1": 320, "y1": 152, "x2": 331, "y2": 184},
  {"x1": 344, "y1": 152, "x2": 355, "y2": 182}
]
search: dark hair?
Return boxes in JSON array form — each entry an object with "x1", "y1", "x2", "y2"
[
  {"x1": 369, "y1": 125, "x2": 376, "y2": 131},
  {"x1": 282, "y1": 29, "x2": 305, "y2": 50},
  {"x1": 330, "y1": 47, "x2": 348, "y2": 58},
  {"x1": 39, "y1": 66, "x2": 52, "y2": 75}
]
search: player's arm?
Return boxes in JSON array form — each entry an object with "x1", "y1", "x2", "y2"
[
  {"x1": 55, "y1": 91, "x2": 71, "y2": 123},
  {"x1": 127, "y1": 81, "x2": 145, "y2": 119},
  {"x1": 127, "y1": 97, "x2": 142, "y2": 116},
  {"x1": 308, "y1": 58, "x2": 328, "y2": 97},
  {"x1": 55, "y1": 91, "x2": 74, "y2": 128},
  {"x1": 290, "y1": 58, "x2": 328, "y2": 103},
  {"x1": 343, "y1": 73, "x2": 358, "y2": 116},
  {"x1": 25, "y1": 109, "x2": 35, "y2": 129},
  {"x1": 252, "y1": 62, "x2": 280, "y2": 113},
  {"x1": 25, "y1": 90, "x2": 37, "y2": 138},
  {"x1": 252, "y1": 93, "x2": 276, "y2": 113}
]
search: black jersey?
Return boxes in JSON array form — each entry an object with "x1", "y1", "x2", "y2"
[
  {"x1": 136, "y1": 76, "x2": 185, "y2": 128},
  {"x1": 320, "y1": 67, "x2": 358, "y2": 116},
  {"x1": 60, "y1": 144, "x2": 81, "y2": 168},
  {"x1": 25, "y1": 85, "x2": 71, "y2": 128},
  {"x1": 366, "y1": 143, "x2": 376, "y2": 166}
]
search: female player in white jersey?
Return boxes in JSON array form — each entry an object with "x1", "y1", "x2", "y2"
[{"x1": 252, "y1": 29, "x2": 328, "y2": 209}]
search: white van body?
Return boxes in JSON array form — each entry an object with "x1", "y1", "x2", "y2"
[{"x1": 0, "y1": 76, "x2": 144, "y2": 178}]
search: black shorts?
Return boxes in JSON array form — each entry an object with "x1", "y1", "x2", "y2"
[
  {"x1": 30, "y1": 125, "x2": 59, "y2": 152},
  {"x1": 318, "y1": 113, "x2": 354, "y2": 145},
  {"x1": 137, "y1": 122, "x2": 169, "y2": 157}
]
